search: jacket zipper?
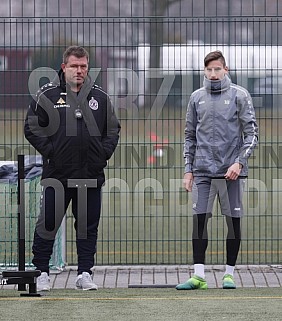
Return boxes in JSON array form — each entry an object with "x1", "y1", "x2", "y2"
[{"x1": 77, "y1": 104, "x2": 83, "y2": 175}]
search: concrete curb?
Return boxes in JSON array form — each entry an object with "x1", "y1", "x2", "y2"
[
  {"x1": 1, "y1": 265, "x2": 281, "y2": 290},
  {"x1": 53, "y1": 265, "x2": 282, "y2": 289}
]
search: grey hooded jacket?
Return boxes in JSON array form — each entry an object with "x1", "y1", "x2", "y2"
[{"x1": 184, "y1": 75, "x2": 258, "y2": 177}]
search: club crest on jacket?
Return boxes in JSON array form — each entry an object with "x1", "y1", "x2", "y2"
[{"x1": 89, "y1": 97, "x2": 99, "y2": 110}]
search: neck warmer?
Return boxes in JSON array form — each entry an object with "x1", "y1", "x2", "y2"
[{"x1": 203, "y1": 74, "x2": 231, "y2": 93}]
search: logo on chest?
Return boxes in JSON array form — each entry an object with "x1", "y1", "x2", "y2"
[
  {"x1": 89, "y1": 97, "x2": 99, "y2": 110},
  {"x1": 54, "y1": 97, "x2": 70, "y2": 108}
]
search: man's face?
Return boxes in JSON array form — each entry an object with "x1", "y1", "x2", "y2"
[
  {"x1": 61, "y1": 55, "x2": 88, "y2": 91},
  {"x1": 204, "y1": 59, "x2": 228, "y2": 80}
]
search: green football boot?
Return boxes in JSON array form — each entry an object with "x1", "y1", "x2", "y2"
[
  {"x1": 176, "y1": 275, "x2": 208, "y2": 290},
  {"x1": 222, "y1": 274, "x2": 236, "y2": 289}
]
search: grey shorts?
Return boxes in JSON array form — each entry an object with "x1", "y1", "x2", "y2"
[{"x1": 192, "y1": 177, "x2": 246, "y2": 217}]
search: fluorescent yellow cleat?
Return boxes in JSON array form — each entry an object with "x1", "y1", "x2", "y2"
[
  {"x1": 222, "y1": 274, "x2": 236, "y2": 289},
  {"x1": 176, "y1": 275, "x2": 208, "y2": 290}
]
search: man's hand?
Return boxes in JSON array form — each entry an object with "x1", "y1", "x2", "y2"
[
  {"x1": 183, "y1": 172, "x2": 194, "y2": 192},
  {"x1": 224, "y1": 162, "x2": 242, "y2": 180}
]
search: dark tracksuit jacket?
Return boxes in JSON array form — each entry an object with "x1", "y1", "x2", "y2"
[{"x1": 24, "y1": 69, "x2": 120, "y2": 186}]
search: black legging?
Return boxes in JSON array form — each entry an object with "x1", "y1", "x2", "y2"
[{"x1": 192, "y1": 214, "x2": 241, "y2": 266}]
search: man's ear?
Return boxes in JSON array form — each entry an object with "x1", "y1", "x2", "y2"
[{"x1": 61, "y1": 63, "x2": 66, "y2": 72}]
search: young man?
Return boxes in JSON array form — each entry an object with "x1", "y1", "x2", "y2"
[
  {"x1": 176, "y1": 50, "x2": 258, "y2": 290},
  {"x1": 24, "y1": 46, "x2": 120, "y2": 291}
]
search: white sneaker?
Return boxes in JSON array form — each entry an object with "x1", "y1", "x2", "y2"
[
  {"x1": 37, "y1": 272, "x2": 51, "y2": 291},
  {"x1": 75, "y1": 272, "x2": 98, "y2": 290}
]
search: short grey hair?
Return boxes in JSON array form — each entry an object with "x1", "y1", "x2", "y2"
[{"x1": 62, "y1": 46, "x2": 89, "y2": 64}]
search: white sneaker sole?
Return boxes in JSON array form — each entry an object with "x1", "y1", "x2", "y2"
[
  {"x1": 38, "y1": 287, "x2": 51, "y2": 291},
  {"x1": 75, "y1": 286, "x2": 98, "y2": 291}
]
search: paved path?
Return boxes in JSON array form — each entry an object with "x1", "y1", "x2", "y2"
[{"x1": 1, "y1": 265, "x2": 282, "y2": 290}]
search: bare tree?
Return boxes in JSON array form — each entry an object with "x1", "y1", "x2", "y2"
[{"x1": 146, "y1": 0, "x2": 181, "y2": 107}]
